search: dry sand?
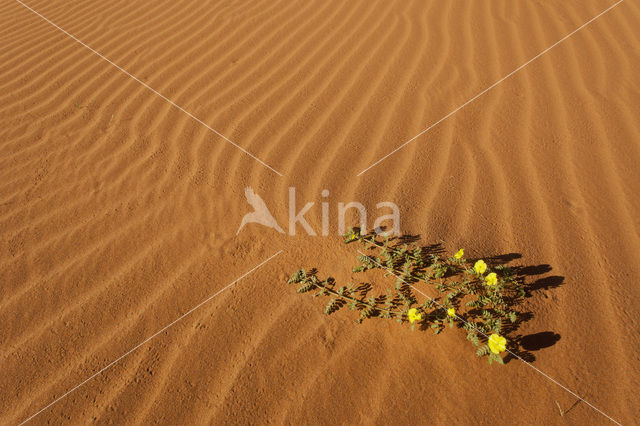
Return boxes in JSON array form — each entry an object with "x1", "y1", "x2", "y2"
[{"x1": 1, "y1": 0, "x2": 639, "y2": 424}]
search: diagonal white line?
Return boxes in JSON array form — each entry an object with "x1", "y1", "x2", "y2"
[
  {"x1": 18, "y1": 250, "x2": 284, "y2": 425},
  {"x1": 358, "y1": 250, "x2": 622, "y2": 425},
  {"x1": 14, "y1": 0, "x2": 283, "y2": 177},
  {"x1": 357, "y1": 0, "x2": 625, "y2": 176}
]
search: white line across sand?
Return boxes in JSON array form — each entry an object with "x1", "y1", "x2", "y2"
[
  {"x1": 14, "y1": 0, "x2": 284, "y2": 177},
  {"x1": 357, "y1": 0, "x2": 625, "y2": 176},
  {"x1": 18, "y1": 250, "x2": 283, "y2": 425}
]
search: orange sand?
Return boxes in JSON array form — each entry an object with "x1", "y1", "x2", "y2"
[{"x1": 1, "y1": 0, "x2": 639, "y2": 423}]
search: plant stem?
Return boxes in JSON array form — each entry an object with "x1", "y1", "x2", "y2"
[{"x1": 312, "y1": 281, "x2": 405, "y2": 316}]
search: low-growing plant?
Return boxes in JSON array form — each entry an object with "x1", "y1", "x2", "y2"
[{"x1": 288, "y1": 228, "x2": 529, "y2": 365}]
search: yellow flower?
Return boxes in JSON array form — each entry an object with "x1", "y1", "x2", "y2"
[
  {"x1": 474, "y1": 259, "x2": 487, "y2": 275},
  {"x1": 454, "y1": 249, "x2": 464, "y2": 259},
  {"x1": 488, "y1": 334, "x2": 507, "y2": 354},
  {"x1": 485, "y1": 272, "x2": 498, "y2": 286},
  {"x1": 407, "y1": 308, "x2": 422, "y2": 324},
  {"x1": 447, "y1": 308, "x2": 455, "y2": 317}
]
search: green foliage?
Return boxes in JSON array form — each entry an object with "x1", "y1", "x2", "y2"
[{"x1": 288, "y1": 229, "x2": 529, "y2": 365}]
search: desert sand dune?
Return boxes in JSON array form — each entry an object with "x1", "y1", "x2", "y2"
[{"x1": 1, "y1": 0, "x2": 639, "y2": 424}]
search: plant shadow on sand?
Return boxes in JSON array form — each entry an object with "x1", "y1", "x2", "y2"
[{"x1": 290, "y1": 229, "x2": 563, "y2": 364}]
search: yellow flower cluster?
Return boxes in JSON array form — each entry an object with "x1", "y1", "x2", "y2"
[
  {"x1": 488, "y1": 334, "x2": 507, "y2": 354},
  {"x1": 407, "y1": 308, "x2": 422, "y2": 324},
  {"x1": 454, "y1": 248, "x2": 464, "y2": 259},
  {"x1": 485, "y1": 272, "x2": 497, "y2": 286},
  {"x1": 474, "y1": 259, "x2": 487, "y2": 275}
]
